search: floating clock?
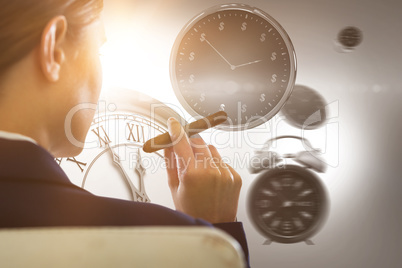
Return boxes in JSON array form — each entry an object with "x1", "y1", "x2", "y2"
[
  {"x1": 280, "y1": 84, "x2": 327, "y2": 130},
  {"x1": 337, "y1": 26, "x2": 363, "y2": 49},
  {"x1": 170, "y1": 3, "x2": 297, "y2": 131},
  {"x1": 248, "y1": 136, "x2": 329, "y2": 244}
]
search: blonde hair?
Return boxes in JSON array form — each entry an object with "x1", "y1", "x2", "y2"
[{"x1": 0, "y1": 0, "x2": 103, "y2": 73}]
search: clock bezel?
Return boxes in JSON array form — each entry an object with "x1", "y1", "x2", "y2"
[{"x1": 169, "y1": 3, "x2": 297, "y2": 131}]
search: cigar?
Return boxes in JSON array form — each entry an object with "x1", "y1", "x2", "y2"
[{"x1": 142, "y1": 111, "x2": 228, "y2": 153}]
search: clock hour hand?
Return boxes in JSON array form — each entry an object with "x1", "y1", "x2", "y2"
[
  {"x1": 233, "y1": 59, "x2": 263, "y2": 69},
  {"x1": 134, "y1": 148, "x2": 150, "y2": 202},
  {"x1": 106, "y1": 143, "x2": 146, "y2": 202},
  {"x1": 202, "y1": 37, "x2": 235, "y2": 70}
]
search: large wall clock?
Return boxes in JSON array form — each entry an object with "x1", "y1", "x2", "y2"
[
  {"x1": 170, "y1": 3, "x2": 297, "y2": 131},
  {"x1": 57, "y1": 88, "x2": 185, "y2": 209}
]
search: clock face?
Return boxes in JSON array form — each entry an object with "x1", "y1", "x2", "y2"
[
  {"x1": 247, "y1": 165, "x2": 328, "y2": 243},
  {"x1": 338, "y1": 26, "x2": 363, "y2": 48},
  {"x1": 280, "y1": 85, "x2": 327, "y2": 130},
  {"x1": 170, "y1": 4, "x2": 296, "y2": 131},
  {"x1": 57, "y1": 90, "x2": 184, "y2": 209}
]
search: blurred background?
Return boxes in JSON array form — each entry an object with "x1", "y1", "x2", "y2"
[{"x1": 100, "y1": 0, "x2": 402, "y2": 267}]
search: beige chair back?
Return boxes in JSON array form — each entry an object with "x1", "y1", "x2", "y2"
[{"x1": 0, "y1": 227, "x2": 245, "y2": 268}]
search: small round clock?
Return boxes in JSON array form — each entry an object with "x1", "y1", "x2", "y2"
[
  {"x1": 280, "y1": 84, "x2": 327, "y2": 130},
  {"x1": 57, "y1": 88, "x2": 185, "y2": 209},
  {"x1": 170, "y1": 3, "x2": 297, "y2": 131},
  {"x1": 337, "y1": 26, "x2": 363, "y2": 49}
]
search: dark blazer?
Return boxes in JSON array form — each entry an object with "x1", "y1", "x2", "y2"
[{"x1": 0, "y1": 138, "x2": 249, "y2": 264}]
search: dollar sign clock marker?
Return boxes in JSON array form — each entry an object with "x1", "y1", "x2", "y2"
[
  {"x1": 219, "y1": 22, "x2": 225, "y2": 31},
  {"x1": 271, "y1": 52, "x2": 277, "y2": 61},
  {"x1": 189, "y1": 52, "x2": 195, "y2": 61},
  {"x1": 200, "y1": 93, "x2": 206, "y2": 102},
  {"x1": 260, "y1": 33, "x2": 266, "y2": 42}
]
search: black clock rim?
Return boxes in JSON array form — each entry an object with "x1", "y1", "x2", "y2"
[
  {"x1": 169, "y1": 3, "x2": 297, "y2": 131},
  {"x1": 247, "y1": 165, "x2": 329, "y2": 244}
]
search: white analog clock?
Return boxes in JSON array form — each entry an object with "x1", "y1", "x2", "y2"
[
  {"x1": 170, "y1": 3, "x2": 297, "y2": 131},
  {"x1": 57, "y1": 89, "x2": 185, "y2": 209}
]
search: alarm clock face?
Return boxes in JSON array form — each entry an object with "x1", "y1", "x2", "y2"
[
  {"x1": 247, "y1": 165, "x2": 328, "y2": 243},
  {"x1": 170, "y1": 3, "x2": 296, "y2": 131},
  {"x1": 280, "y1": 85, "x2": 327, "y2": 130},
  {"x1": 57, "y1": 89, "x2": 185, "y2": 209}
]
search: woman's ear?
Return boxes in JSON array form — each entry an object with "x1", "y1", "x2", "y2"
[{"x1": 40, "y1": 16, "x2": 67, "y2": 82}]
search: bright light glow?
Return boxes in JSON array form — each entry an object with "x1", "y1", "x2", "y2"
[{"x1": 99, "y1": 24, "x2": 178, "y2": 106}]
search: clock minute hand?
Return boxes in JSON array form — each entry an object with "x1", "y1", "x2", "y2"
[
  {"x1": 106, "y1": 143, "x2": 144, "y2": 202},
  {"x1": 233, "y1": 59, "x2": 263, "y2": 69},
  {"x1": 203, "y1": 38, "x2": 235, "y2": 70},
  {"x1": 134, "y1": 149, "x2": 150, "y2": 202}
]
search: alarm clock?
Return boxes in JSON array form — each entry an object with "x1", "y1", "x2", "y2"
[
  {"x1": 57, "y1": 88, "x2": 186, "y2": 209},
  {"x1": 170, "y1": 3, "x2": 297, "y2": 131},
  {"x1": 248, "y1": 136, "x2": 329, "y2": 244}
]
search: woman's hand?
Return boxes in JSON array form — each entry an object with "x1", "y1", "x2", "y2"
[{"x1": 164, "y1": 117, "x2": 242, "y2": 223}]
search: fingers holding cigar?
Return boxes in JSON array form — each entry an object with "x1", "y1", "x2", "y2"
[
  {"x1": 207, "y1": 145, "x2": 233, "y2": 181},
  {"x1": 162, "y1": 115, "x2": 242, "y2": 223},
  {"x1": 166, "y1": 117, "x2": 194, "y2": 176},
  {"x1": 143, "y1": 111, "x2": 227, "y2": 153}
]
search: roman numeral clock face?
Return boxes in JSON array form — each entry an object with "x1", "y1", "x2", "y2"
[
  {"x1": 57, "y1": 92, "x2": 179, "y2": 209},
  {"x1": 170, "y1": 4, "x2": 296, "y2": 130}
]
